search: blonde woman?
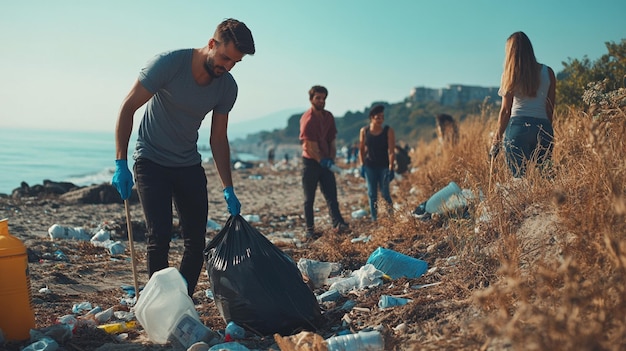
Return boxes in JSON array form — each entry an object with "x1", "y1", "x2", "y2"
[{"x1": 491, "y1": 31, "x2": 556, "y2": 177}]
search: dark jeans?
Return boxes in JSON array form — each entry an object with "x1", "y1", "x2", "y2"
[
  {"x1": 504, "y1": 116, "x2": 554, "y2": 178},
  {"x1": 134, "y1": 158, "x2": 208, "y2": 296},
  {"x1": 363, "y1": 166, "x2": 392, "y2": 221},
  {"x1": 302, "y1": 157, "x2": 345, "y2": 230}
]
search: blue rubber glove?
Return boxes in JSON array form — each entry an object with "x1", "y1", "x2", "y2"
[
  {"x1": 387, "y1": 169, "x2": 395, "y2": 182},
  {"x1": 360, "y1": 166, "x2": 366, "y2": 178},
  {"x1": 223, "y1": 186, "x2": 241, "y2": 216},
  {"x1": 320, "y1": 158, "x2": 334, "y2": 168},
  {"x1": 112, "y1": 159, "x2": 133, "y2": 200}
]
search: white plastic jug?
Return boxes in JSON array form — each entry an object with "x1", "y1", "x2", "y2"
[{"x1": 134, "y1": 267, "x2": 200, "y2": 344}]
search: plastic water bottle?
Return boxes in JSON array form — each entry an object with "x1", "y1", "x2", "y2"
[
  {"x1": 378, "y1": 295, "x2": 412, "y2": 309},
  {"x1": 325, "y1": 330, "x2": 384, "y2": 351},
  {"x1": 424, "y1": 181, "x2": 465, "y2": 214},
  {"x1": 366, "y1": 247, "x2": 428, "y2": 280},
  {"x1": 21, "y1": 337, "x2": 59, "y2": 351}
]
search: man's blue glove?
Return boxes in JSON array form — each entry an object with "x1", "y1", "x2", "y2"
[
  {"x1": 387, "y1": 169, "x2": 395, "y2": 182},
  {"x1": 223, "y1": 186, "x2": 241, "y2": 216},
  {"x1": 112, "y1": 159, "x2": 133, "y2": 200},
  {"x1": 360, "y1": 166, "x2": 366, "y2": 178},
  {"x1": 320, "y1": 158, "x2": 334, "y2": 168}
]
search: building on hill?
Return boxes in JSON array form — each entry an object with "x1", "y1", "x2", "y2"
[{"x1": 409, "y1": 85, "x2": 500, "y2": 106}]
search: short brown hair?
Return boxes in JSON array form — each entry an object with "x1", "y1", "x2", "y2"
[
  {"x1": 308, "y1": 85, "x2": 328, "y2": 100},
  {"x1": 215, "y1": 18, "x2": 255, "y2": 55}
]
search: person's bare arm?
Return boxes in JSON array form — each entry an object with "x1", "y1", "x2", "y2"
[
  {"x1": 546, "y1": 66, "x2": 556, "y2": 123},
  {"x1": 387, "y1": 127, "x2": 396, "y2": 170},
  {"x1": 115, "y1": 80, "x2": 154, "y2": 160},
  {"x1": 210, "y1": 112, "x2": 234, "y2": 188},
  {"x1": 359, "y1": 127, "x2": 366, "y2": 165},
  {"x1": 494, "y1": 93, "x2": 513, "y2": 143},
  {"x1": 302, "y1": 140, "x2": 322, "y2": 162}
]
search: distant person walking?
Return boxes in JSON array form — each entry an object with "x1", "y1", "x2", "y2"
[
  {"x1": 299, "y1": 85, "x2": 349, "y2": 239},
  {"x1": 267, "y1": 147, "x2": 275, "y2": 165},
  {"x1": 111, "y1": 19, "x2": 255, "y2": 296},
  {"x1": 359, "y1": 105, "x2": 395, "y2": 221},
  {"x1": 491, "y1": 31, "x2": 556, "y2": 178}
]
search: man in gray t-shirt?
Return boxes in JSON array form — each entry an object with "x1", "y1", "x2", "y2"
[{"x1": 112, "y1": 19, "x2": 255, "y2": 296}]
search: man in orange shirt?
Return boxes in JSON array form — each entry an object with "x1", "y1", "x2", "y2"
[{"x1": 299, "y1": 85, "x2": 349, "y2": 239}]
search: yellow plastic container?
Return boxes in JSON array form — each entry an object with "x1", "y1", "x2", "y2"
[{"x1": 0, "y1": 218, "x2": 36, "y2": 341}]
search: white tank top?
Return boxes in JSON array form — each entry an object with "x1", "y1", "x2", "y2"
[{"x1": 510, "y1": 64, "x2": 550, "y2": 120}]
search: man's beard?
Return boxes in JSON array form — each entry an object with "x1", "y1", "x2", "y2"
[
  {"x1": 204, "y1": 58, "x2": 223, "y2": 79},
  {"x1": 313, "y1": 103, "x2": 325, "y2": 111}
]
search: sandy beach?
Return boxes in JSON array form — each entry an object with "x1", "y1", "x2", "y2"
[{"x1": 1, "y1": 159, "x2": 438, "y2": 350}]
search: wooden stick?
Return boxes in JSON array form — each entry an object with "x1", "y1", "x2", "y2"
[{"x1": 124, "y1": 199, "x2": 140, "y2": 300}]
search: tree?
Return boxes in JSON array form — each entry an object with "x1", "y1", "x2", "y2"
[{"x1": 557, "y1": 39, "x2": 626, "y2": 108}]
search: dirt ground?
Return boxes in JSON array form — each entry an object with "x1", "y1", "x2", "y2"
[{"x1": 0, "y1": 160, "x2": 477, "y2": 351}]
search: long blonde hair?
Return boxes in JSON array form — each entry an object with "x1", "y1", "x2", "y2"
[{"x1": 500, "y1": 31, "x2": 540, "y2": 97}]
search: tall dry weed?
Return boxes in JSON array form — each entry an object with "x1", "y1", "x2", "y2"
[{"x1": 385, "y1": 88, "x2": 625, "y2": 350}]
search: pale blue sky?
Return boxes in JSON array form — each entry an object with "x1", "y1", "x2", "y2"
[{"x1": 1, "y1": 0, "x2": 624, "y2": 132}]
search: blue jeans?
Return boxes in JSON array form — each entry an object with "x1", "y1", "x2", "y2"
[
  {"x1": 504, "y1": 116, "x2": 554, "y2": 178},
  {"x1": 363, "y1": 166, "x2": 392, "y2": 221},
  {"x1": 302, "y1": 157, "x2": 345, "y2": 231},
  {"x1": 134, "y1": 158, "x2": 208, "y2": 296}
]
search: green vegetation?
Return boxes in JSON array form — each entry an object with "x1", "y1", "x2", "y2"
[{"x1": 557, "y1": 39, "x2": 626, "y2": 109}]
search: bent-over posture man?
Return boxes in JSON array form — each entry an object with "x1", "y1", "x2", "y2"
[{"x1": 112, "y1": 19, "x2": 255, "y2": 296}]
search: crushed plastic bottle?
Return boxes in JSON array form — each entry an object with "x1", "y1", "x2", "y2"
[
  {"x1": 71, "y1": 301, "x2": 92, "y2": 314},
  {"x1": 325, "y1": 330, "x2": 384, "y2": 351},
  {"x1": 22, "y1": 336, "x2": 59, "y2": 351},
  {"x1": 378, "y1": 295, "x2": 412, "y2": 309},
  {"x1": 48, "y1": 224, "x2": 91, "y2": 241}
]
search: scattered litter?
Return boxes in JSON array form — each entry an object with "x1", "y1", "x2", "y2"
[
  {"x1": 328, "y1": 264, "x2": 384, "y2": 294},
  {"x1": 366, "y1": 247, "x2": 428, "y2": 280},
  {"x1": 48, "y1": 224, "x2": 91, "y2": 241},
  {"x1": 242, "y1": 214, "x2": 260, "y2": 223},
  {"x1": 350, "y1": 235, "x2": 371, "y2": 243},
  {"x1": 206, "y1": 219, "x2": 222, "y2": 231},
  {"x1": 297, "y1": 258, "x2": 341, "y2": 289},
  {"x1": 71, "y1": 301, "x2": 92, "y2": 314},
  {"x1": 351, "y1": 209, "x2": 368, "y2": 219},
  {"x1": 411, "y1": 282, "x2": 442, "y2": 289},
  {"x1": 378, "y1": 295, "x2": 412, "y2": 309}
]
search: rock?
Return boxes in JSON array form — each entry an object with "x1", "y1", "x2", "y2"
[{"x1": 59, "y1": 183, "x2": 137, "y2": 204}]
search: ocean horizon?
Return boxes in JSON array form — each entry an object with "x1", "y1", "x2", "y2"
[{"x1": 0, "y1": 128, "x2": 259, "y2": 195}]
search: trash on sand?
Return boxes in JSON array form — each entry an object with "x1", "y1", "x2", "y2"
[
  {"x1": 378, "y1": 295, "x2": 412, "y2": 309},
  {"x1": 297, "y1": 258, "x2": 342, "y2": 289},
  {"x1": 328, "y1": 264, "x2": 384, "y2": 294},
  {"x1": 48, "y1": 224, "x2": 91, "y2": 241},
  {"x1": 366, "y1": 247, "x2": 428, "y2": 280}
]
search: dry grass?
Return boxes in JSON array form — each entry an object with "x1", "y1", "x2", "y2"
[{"x1": 373, "y1": 89, "x2": 626, "y2": 350}]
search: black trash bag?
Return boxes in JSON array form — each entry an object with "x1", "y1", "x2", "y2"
[{"x1": 203, "y1": 215, "x2": 322, "y2": 336}]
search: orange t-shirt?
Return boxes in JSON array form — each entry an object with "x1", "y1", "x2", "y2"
[{"x1": 299, "y1": 108, "x2": 337, "y2": 159}]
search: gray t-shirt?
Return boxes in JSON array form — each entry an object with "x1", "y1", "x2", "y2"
[{"x1": 133, "y1": 49, "x2": 237, "y2": 167}]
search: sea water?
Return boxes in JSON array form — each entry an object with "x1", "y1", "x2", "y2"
[{"x1": 0, "y1": 128, "x2": 259, "y2": 195}]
